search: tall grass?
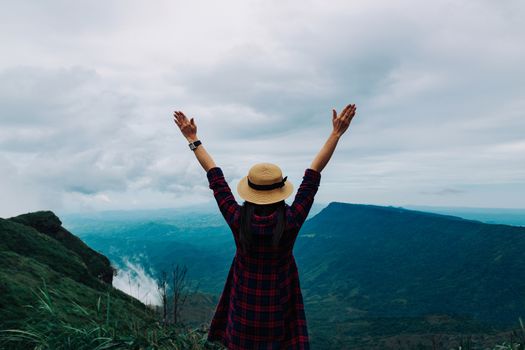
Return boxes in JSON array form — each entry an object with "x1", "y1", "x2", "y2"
[
  {"x1": 489, "y1": 317, "x2": 525, "y2": 350},
  {"x1": 452, "y1": 317, "x2": 525, "y2": 350},
  {"x1": 5, "y1": 279, "x2": 523, "y2": 349},
  {"x1": 0, "y1": 279, "x2": 226, "y2": 350}
]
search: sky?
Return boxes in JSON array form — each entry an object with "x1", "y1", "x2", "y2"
[{"x1": 1, "y1": 0, "x2": 524, "y2": 218}]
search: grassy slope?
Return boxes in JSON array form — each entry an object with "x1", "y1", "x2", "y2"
[{"x1": 0, "y1": 214, "x2": 156, "y2": 330}]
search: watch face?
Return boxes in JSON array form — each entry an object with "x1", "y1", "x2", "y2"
[{"x1": 189, "y1": 143, "x2": 196, "y2": 150}]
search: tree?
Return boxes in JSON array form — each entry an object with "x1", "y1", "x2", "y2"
[
  {"x1": 171, "y1": 264, "x2": 188, "y2": 325},
  {"x1": 156, "y1": 270, "x2": 168, "y2": 326},
  {"x1": 156, "y1": 263, "x2": 200, "y2": 326}
]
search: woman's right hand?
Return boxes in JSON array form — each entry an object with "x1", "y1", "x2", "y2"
[{"x1": 332, "y1": 103, "x2": 356, "y2": 137}]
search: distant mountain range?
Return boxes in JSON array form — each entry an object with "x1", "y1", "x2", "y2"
[
  {"x1": 56, "y1": 201, "x2": 525, "y2": 349},
  {"x1": 403, "y1": 204, "x2": 525, "y2": 227},
  {"x1": 297, "y1": 202, "x2": 525, "y2": 324},
  {"x1": 293, "y1": 202, "x2": 525, "y2": 347}
]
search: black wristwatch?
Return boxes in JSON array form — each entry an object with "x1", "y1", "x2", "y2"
[{"x1": 188, "y1": 139, "x2": 202, "y2": 151}]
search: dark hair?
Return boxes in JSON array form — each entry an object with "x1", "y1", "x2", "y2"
[{"x1": 239, "y1": 200, "x2": 286, "y2": 253}]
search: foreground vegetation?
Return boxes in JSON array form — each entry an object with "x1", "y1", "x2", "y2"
[
  {"x1": 0, "y1": 280, "x2": 226, "y2": 350},
  {"x1": 1, "y1": 279, "x2": 524, "y2": 349},
  {"x1": 0, "y1": 212, "x2": 226, "y2": 349}
]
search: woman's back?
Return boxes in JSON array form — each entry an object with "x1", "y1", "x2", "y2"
[{"x1": 205, "y1": 166, "x2": 321, "y2": 349}]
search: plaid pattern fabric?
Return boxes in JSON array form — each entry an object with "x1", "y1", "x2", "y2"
[{"x1": 206, "y1": 166, "x2": 321, "y2": 350}]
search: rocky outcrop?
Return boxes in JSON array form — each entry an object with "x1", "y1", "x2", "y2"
[{"x1": 9, "y1": 211, "x2": 115, "y2": 284}]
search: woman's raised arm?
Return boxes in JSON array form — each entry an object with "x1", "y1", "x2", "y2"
[
  {"x1": 310, "y1": 103, "x2": 357, "y2": 173},
  {"x1": 173, "y1": 110, "x2": 217, "y2": 172}
]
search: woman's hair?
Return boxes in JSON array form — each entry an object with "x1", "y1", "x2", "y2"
[{"x1": 239, "y1": 200, "x2": 286, "y2": 253}]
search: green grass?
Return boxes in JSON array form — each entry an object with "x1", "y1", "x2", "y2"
[
  {"x1": 2, "y1": 276, "x2": 522, "y2": 350},
  {"x1": 0, "y1": 279, "x2": 227, "y2": 350},
  {"x1": 0, "y1": 250, "x2": 149, "y2": 328},
  {"x1": 0, "y1": 212, "x2": 227, "y2": 349}
]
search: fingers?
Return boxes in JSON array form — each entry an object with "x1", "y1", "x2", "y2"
[
  {"x1": 173, "y1": 110, "x2": 198, "y2": 132},
  {"x1": 178, "y1": 111, "x2": 189, "y2": 121},
  {"x1": 339, "y1": 103, "x2": 353, "y2": 119},
  {"x1": 342, "y1": 104, "x2": 356, "y2": 120},
  {"x1": 332, "y1": 109, "x2": 337, "y2": 121},
  {"x1": 173, "y1": 110, "x2": 190, "y2": 128},
  {"x1": 173, "y1": 112, "x2": 181, "y2": 127},
  {"x1": 173, "y1": 111, "x2": 188, "y2": 122}
]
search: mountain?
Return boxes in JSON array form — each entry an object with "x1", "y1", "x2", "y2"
[
  {"x1": 55, "y1": 202, "x2": 525, "y2": 349},
  {"x1": 8, "y1": 211, "x2": 116, "y2": 283},
  {"x1": 0, "y1": 210, "x2": 229, "y2": 349},
  {"x1": 0, "y1": 210, "x2": 156, "y2": 328},
  {"x1": 403, "y1": 204, "x2": 525, "y2": 227},
  {"x1": 293, "y1": 202, "x2": 525, "y2": 347},
  {"x1": 58, "y1": 202, "x2": 328, "y2": 294}
]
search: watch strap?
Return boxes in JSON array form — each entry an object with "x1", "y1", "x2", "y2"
[{"x1": 188, "y1": 140, "x2": 202, "y2": 150}]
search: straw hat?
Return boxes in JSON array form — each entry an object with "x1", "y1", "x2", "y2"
[{"x1": 237, "y1": 162, "x2": 294, "y2": 205}]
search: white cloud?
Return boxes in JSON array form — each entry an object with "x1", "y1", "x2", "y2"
[
  {"x1": 112, "y1": 257, "x2": 162, "y2": 306},
  {"x1": 1, "y1": 0, "x2": 524, "y2": 217}
]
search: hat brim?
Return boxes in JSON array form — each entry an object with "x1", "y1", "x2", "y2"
[{"x1": 237, "y1": 175, "x2": 294, "y2": 205}]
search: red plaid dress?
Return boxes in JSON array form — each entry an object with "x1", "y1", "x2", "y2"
[{"x1": 206, "y1": 166, "x2": 321, "y2": 350}]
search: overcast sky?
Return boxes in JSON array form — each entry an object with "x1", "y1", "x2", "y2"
[{"x1": 1, "y1": 0, "x2": 524, "y2": 218}]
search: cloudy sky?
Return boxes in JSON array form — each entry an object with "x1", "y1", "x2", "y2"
[{"x1": 1, "y1": 0, "x2": 524, "y2": 218}]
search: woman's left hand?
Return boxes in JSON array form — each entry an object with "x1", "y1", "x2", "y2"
[{"x1": 173, "y1": 110, "x2": 198, "y2": 141}]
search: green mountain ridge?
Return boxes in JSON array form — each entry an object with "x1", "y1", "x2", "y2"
[
  {"x1": 0, "y1": 210, "x2": 156, "y2": 329},
  {"x1": 35, "y1": 201, "x2": 525, "y2": 348},
  {"x1": 295, "y1": 201, "x2": 525, "y2": 327}
]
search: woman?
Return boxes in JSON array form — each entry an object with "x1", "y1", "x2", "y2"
[{"x1": 173, "y1": 104, "x2": 357, "y2": 350}]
